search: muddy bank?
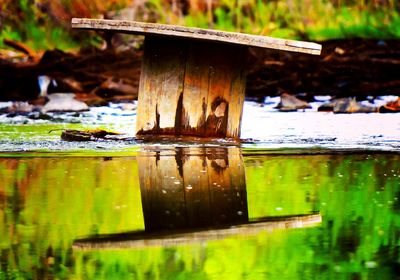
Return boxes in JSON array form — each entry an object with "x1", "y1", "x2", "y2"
[
  {"x1": 0, "y1": 46, "x2": 142, "y2": 103},
  {"x1": 247, "y1": 39, "x2": 400, "y2": 100},
  {"x1": 0, "y1": 39, "x2": 399, "y2": 102}
]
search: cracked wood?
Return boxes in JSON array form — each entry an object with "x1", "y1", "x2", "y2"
[{"x1": 136, "y1": 36, "x2": 247, "y2": 138}]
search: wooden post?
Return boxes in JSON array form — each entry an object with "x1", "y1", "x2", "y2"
[
  {"x1": 136, "y1": 36, "x2": 247, "y2": 138},
  {"x1": 137, "y1": 147, "x2": 248, "y2": 231}
]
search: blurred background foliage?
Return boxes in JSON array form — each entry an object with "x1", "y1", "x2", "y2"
[{"x1": 1, "y1": 0, "x2": 400, "y2": 51}]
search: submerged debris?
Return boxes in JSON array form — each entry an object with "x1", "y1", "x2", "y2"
[
  {"x1": 0, "y1": 101, "x2": 35, "y2": 114},
  {"x1": 59, "y1": 129, "x2": 122, "y2": 141}
]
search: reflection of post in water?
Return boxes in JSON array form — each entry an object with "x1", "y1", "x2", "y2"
[
  {"x1": 73, "y1": 147, "x2": 322, "y2": 249},
  {"x1": 138, "y1": 147, "x2": 248, "y2": 232}
]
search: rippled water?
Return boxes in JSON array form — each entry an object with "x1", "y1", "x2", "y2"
[
  {"x1": 0, "y1": 99, "x2": 399, "y2": 279},
  {"x1": 0, "y1": 147, "x2": 399, "y2": 279},
  {"x1": 0, "y1": 99, "x2": 399, "y2": 151}
]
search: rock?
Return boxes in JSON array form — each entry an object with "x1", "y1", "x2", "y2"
[
  {"x1": 333, "y1": 98, "x2": 376, "y2": 113},
  {"x1": 27, "y1": 111, "x2": 53, "y2": 120},
  {"x1": 318, "y1": 98, "x2": 377, "y2": 113},
  {"x1": 42, "y1": 93, "x2": 89, "y2": 113},
  {"x1": 120, "y1": 103, "x2": 137, "y2": 111},
  {"x1": 378, "y1": 97, "x2": 400, "y2": 113},
  {"x1": 276, "y1": 93, "x2": 311, "y2": 112},
  {"x1": 0, "y1": 101, "x2": 34, "y2": 114}
]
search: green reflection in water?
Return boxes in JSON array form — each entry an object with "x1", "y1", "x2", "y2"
[{"x1": 0, "y1": 152, "x2": 399, "y2": 279}]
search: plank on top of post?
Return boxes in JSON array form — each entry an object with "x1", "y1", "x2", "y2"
[
  {"x1": 71, "y1": 18, "x2": 322, "y2": 140},
  {"x1": 71, "y1": 18, "x2": 322, "y2": 55}
]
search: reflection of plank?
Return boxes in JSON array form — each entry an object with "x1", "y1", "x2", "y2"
[{"x1": 73, "y1": 214, "x2": 321, "y2": 249}]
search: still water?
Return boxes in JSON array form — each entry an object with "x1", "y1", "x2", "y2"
[{"x1": 1, "y1": 147, "x2": 399, "y2": 279}]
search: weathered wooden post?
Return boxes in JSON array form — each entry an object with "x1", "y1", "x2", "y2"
[{"x1": 71, "y1": 19, "x2": 321, "y2": 139}]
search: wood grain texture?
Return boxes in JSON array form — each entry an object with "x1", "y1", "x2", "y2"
[
  {"x1": 136, "y1": 36, "x2": 186, "y2": 135},
  {"x1": 71, "y1": 18, "x2": 322, "y2": 55},
  {"x1": 205, "y1": 44, "x2": 246, "y2": 138},
  {"x1": 72, "y1": 18, "x2": 322, "y2": 139},
  {"x1": 136, "y1": 36, "x2": 247, "y2": 138},
  {"x1": 180, "y1": 41, "x2": 210, "y2": 136}
]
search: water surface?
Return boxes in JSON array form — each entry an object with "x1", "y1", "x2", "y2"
[
  {"x1": 1, "y1": 148, "x2": 399, "y2": 279},
  {"x1": 0, "y1": 99, "x2": 399, "y2": 279},
  {"x1": 1, "y1": 100, "x2": 399, "y2": 151}
]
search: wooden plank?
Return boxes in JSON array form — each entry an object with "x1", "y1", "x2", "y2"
[
  {"x1": 135, "y1": 38, "x2": 157, "y2": 132},
  {"x1": 71, "y1": 18, "x2": 322, "y2": 55},
  {"x1": 204, "y1": 44, "x2": 246, "y2": 138},
  {"x1": 73, "y1": 214, "x2": 322, "y2": 249},
  {"x1": 136, "y1": 36, "x2": 187, "y2": 135},
  {"x1": 227, "y1": 50, "x2": 247, "y2": 138},
  {"x1": 180, "y1": 41, "x2": 210, "y2": 136}
]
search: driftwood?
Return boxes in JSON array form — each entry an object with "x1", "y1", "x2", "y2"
[{"x1": 59, "y1": 129, "x2": 122, "y2": 141}]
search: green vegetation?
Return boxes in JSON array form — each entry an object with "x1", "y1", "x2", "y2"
[
  {"x1": 0, "y1": 0, "x2": 130, "y2": 50},
  {"x1": 0, "y1": 152, "x2": 399, "y2": 279},
  {"x1": 153, "y1": 0, "x2": 400, "y2": 41},
  {"x1": 0, "y1": 0, "x2": 81, "y2": 50},
  {"x1": 1, "y1": 0, "x2": 400, "y2": 51}
]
